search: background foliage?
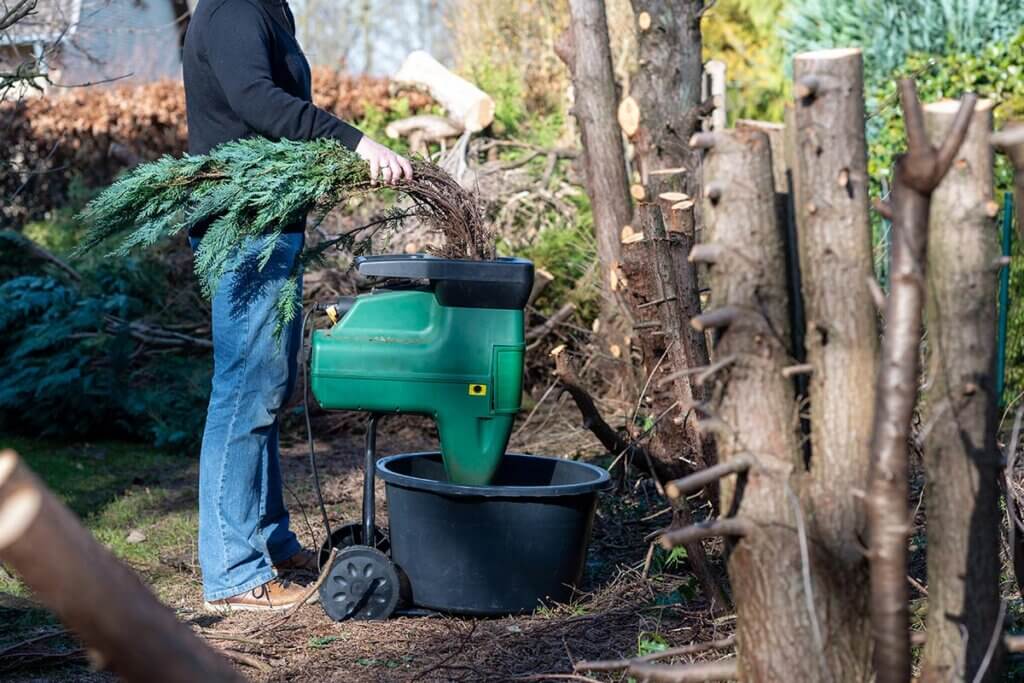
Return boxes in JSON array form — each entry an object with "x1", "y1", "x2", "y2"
[
  {"x1": 0, "y1": 212, "x2": 211, "y2": 449},
  {"x1": 702, "y1": 0, "x2": 788, "y2": 123},
  {"x1": 781, "y1": 0, "x2": 1024, "y2": 89}
]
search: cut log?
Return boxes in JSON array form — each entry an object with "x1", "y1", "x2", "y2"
[
  {"x1": 920, "y1": 98, "x2": 1003, "y2": 683},
  {"x1": 0, "y1": 450, "x2": 243, "y2": 683},
  {"x1": 393, "y1": 51, "x2": 495, "y2": 132},
  {"x1": 384, "y1": 114, "x2": 463, "y2": 141}
]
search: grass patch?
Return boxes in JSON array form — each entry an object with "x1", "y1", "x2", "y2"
[{"x1": 0, "y1": 436, "x2": 198, "y2": 600}]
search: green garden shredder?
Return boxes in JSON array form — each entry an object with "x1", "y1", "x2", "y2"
[{"x1": 305, "y1": 253, "x2": 534, "y2": 619}]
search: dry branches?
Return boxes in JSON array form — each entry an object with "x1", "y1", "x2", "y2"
[
  {"x1": 575, "y1": 635, "x2": 736, "y2": 674},
  {"x1": 627, "y1": 657, "x2": 738, "y2": 682}
]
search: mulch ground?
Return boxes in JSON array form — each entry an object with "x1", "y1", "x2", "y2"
[{"x1": 3, "y1": 406, "x2": 734, "y2": 682}]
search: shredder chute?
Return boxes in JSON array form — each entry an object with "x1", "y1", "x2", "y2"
[{"x1": 309, "y1": 254, "x2": 533, "y2": 485}]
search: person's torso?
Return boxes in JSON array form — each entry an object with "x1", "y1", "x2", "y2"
[{"x1": 182, "y1": 0, "x2": 312, "y2": 155}]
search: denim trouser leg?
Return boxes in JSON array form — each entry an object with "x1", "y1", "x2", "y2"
[{"x1": 192, "y1": 233, "x2": 304, "y2": 601}]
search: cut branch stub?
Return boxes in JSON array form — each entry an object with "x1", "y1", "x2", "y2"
[
  {"x1": 689, "y1": 131, "x2": 716, "y2": 149},
  {"x1": 688, "y1": 242, "x2": 725, "y2": 265},
  {"x1": 691, "y1": 306, "x2": 739, "y2": 332},
  {"x1": 659, "y1": 517, "x2": 755, "y2": 549},
  {"x1": 665, "y1": 455, "x2": 753, "y2": 499}
]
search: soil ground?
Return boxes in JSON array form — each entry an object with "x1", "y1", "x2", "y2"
[{"x1": 0, "y1": 404, "x2": 735, "y2": 682}]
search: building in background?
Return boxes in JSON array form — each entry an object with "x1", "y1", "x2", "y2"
[
  {"x1": 1, "y1": 0, "x2": 187, "y2": 98},
  {"x1": 2, "y1": 0, "x2": 454, "y2": 101}
]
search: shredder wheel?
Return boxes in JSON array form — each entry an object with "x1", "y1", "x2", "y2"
[
  {"x1": 318, "y1": 521, "x2": 389, "y2": 567},
  {"x1": 319, "y1": 546, "x2": 399, "y2": 621}
]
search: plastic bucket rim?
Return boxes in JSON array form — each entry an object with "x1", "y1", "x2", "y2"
[{"x1": 376, "y1": 451, "x2": 611, "y2": 498}]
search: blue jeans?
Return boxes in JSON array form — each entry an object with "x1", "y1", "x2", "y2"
[{"x1": 190, "y1": 232, "x2": 304, "y2": 601}]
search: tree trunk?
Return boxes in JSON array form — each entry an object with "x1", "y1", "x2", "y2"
[
  {"x1": 865, "y1": 81, "x2": 977, "y2": 683},
  {"x1": 619, "y1": 203, "x2": 729, "y2": 612},
  {"x1": 626, "y1": 0, "x2": 710, "y2": 232},
  {"x1": 920, "y1": 98, "x2": 1003, "y2": 683},
  {"x1": 559, "y1": 0, "x2": 632, "y2": 338},
  {"x1": 791, "y1": 48, "x2": 878, "y2": 564},
  {"x1": 619, "y1": 208, "x2": 710, "y2": 482},
  {"x1": 621, "y1": 0, "x2": 715, "y2": 482},
  {"x1": 628, "y1": 0, "x2": 705, "y2": 185},
  {"x1": 688, "y1": 127, "x2": 866, "y2": 681},
  {"x1": 738, "y1": 118, "x2": 804, "y2": 365},
  {"x1": 0, "y1": 450, "x2": 243, "y2": 683}
]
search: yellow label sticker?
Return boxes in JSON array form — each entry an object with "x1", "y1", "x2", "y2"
[{"x1": 468, "y1": 384, "x2": 488, "y2": 397}]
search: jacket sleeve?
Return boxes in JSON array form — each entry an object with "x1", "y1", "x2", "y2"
[{"x1": 204, "y1": 2, "x2": 363, "y2": 150}]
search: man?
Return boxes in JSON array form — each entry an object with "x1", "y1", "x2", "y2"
[{"x1": 182, "y1": 0, "x2": 412, "y2": 612}]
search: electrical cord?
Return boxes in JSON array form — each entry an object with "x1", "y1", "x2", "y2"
[{"x1": 302, "y1": 305, "x2": 334, "y2": 570}]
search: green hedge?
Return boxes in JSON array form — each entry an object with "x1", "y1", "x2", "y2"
[
  {"x1": 782, "y1": 0, "x2": 1024, "y2": 90},
  {"x1": 868, "y1": 29, "x2": 1024, "y2": 401}
]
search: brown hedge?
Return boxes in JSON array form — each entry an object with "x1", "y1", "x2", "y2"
[{"x1": 1, "y1": 69, "x2": 434, "y2": 226}]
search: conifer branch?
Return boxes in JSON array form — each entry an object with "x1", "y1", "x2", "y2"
[{"x1": 75, "y1": 137, "x2": 493, "y2": 338}]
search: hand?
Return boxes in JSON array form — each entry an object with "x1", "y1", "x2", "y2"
[{"x1": 355, "y1": 136, "x2": 413, "y2": 186}]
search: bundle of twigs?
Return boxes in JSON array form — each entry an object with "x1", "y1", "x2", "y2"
[{"x1": 75, "y1": 137, "x2": 493, "y2": 334}]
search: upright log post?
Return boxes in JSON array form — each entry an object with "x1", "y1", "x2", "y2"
[
  {"x1": 559, "y1": 0, "x2": 632, "y2": 335},
  {"x1": 792, "y1": 48, "x2": 878, "y2": 563},
  {"x1": 865, "y1": 82, "x2": 977, "y2": 683},
  {"x1": 919, "y1": 98, "x2": 1002, "y2": 683},
  {"x1": 684, "y1": 128, "x2": 843, "y2": 681},
  {"x1": 0, "y1": 450, "x2": 244, "y2": 683}
]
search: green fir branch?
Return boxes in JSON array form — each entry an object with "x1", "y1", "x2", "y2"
[{"x1": 75, "y1": 137, "x2": 491, "y2": 339}]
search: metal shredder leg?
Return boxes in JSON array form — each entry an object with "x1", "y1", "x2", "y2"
[{"x1": 363, "y1": 414, "x2": 379, "y2": 547}]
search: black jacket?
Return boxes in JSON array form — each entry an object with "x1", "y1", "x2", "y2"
[{"x1": 182, "y1": 0, "x2": 363, "y2": 235}]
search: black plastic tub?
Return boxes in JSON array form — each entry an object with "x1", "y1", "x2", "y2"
[{"x1": 376, "y1": 452, "x2": 611, "y2": 616}]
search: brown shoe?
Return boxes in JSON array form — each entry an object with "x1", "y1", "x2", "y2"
[
  {"x1": 273, "y1": 548, "x2": 320, "y2": 575},
  {"x1": 203, "y1": 577, "x2": 310, "y2": 613}
]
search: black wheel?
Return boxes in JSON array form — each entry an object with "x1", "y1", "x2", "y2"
[
  {"x1": 318, "y1": 521, "x2": 389, "y2": 567},
  {"x1": 319, "y1": 546, "x2": 400, "y2": 621}
]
